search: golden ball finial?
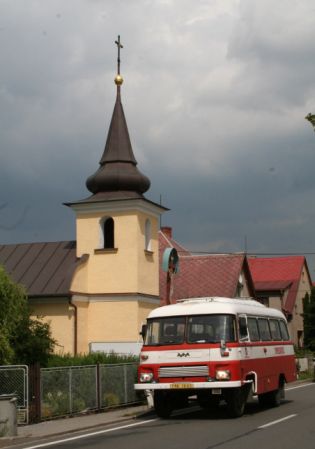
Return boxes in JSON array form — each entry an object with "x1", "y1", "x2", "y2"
[{"x1": 115, "y1": 74, "x2": 123, "y2": 86}]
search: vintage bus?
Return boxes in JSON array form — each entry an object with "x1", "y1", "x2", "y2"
[{"x1": 134, "y1": 297, "x2": 296, "y2": 418}]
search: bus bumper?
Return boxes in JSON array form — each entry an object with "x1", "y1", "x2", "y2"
[{"x1": 134, "y1": 380, "x2": 248, "y2": 390}]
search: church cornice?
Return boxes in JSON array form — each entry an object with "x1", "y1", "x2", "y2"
[
  {"x1": 70, "y1": 292, "x2": 160, "y2": 304},
  {"x1": 65, "y1": 196, "x2": 168, "y2": 218}
]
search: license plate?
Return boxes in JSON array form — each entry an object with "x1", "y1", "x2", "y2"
[
  {"x1": 212, "y1": 389, "x2": 222, "y2": 395},
  {"x1": 170, "y1": 383, "x2": 193, "y2": 389}
]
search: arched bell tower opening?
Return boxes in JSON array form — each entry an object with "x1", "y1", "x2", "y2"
[{"x1": 100, "y1": 216, "x2": 115, "y2": 249}]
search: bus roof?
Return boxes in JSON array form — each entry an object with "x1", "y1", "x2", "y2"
[{"x1": 148, "y1": 297, "x2": 286, "y2": 320}]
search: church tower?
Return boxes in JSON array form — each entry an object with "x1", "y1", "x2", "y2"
[{"x1": 66, "y1": 37, "x2": 167, "y2": 354}]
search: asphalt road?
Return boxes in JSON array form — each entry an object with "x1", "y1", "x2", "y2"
[{"x1": 19, "y1": 382, "x2": 315, "y2": 449}]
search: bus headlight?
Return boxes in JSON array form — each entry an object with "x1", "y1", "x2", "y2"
[
  {"x1": 215, "y1": 370, "x2": 231, "y2": 381},
  {"x1": 139, "y1": 372, "x2": 154, "y2": 383}
]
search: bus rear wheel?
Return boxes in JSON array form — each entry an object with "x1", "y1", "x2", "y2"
[{"x1": 258, "y1": 379, "x2": 285, "y2": 408}]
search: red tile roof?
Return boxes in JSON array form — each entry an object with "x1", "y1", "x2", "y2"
[
  {"x1": 159, "y1": 230, "x2": 254, "y2": 305},
  {"x1": 254, "y1": 280, "x2": 292, "y2": 291},
  {"x1": 248, "y1": 256, "x2": 309, "y2": 314},
  {"x1": 159, "y1": 228, "x2": 190, "y2": 256},
  {"x1": 173, "y1": 254, "x2": 252, "y2": 303}
]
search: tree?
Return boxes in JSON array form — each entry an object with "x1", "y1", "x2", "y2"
[
  {"x1": 303, "y1": 287, "x2": 315, "y2": 352},
  {"x1": 0, "y1": 265, "x2": 55, "y2": 365}
]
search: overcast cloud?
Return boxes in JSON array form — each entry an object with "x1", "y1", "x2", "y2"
[{"x1": 1, "y1": 0, "x2": 315, "y2": 275}]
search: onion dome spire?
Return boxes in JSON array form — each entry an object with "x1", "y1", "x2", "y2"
[{"x1": 86, "y1": 35, "x2": 151, "y2": 197}]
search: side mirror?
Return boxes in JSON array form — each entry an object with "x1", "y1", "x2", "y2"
[{"x1": 140, "y1": 324, "x2": 147, "y2": 341}]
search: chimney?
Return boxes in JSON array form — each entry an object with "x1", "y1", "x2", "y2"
[{"x1": 161, "y1": 226, "x2": 172, "y2": 239}]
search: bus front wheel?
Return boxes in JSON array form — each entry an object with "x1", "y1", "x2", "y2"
[
  {"x1": 154, "y1": 391, "x2": 173, "y2": 418},
  {"x1": 226, "y1": 386, "x2": 248, "y2": 418}
]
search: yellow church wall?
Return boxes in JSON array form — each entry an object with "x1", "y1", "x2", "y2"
[
  {"x1": 138, "y1": 301, "x2": 157, "y2": 328},
  {"x1": 30, "y1": 301, "x2": 75, "y2": 355},
  {"x1": 70, "y1": 298, "x2": 159, "y2": 353},
  {"x1": 30, "y1": 298, "x2": 158, "y2": 356},
  {"x1": 137, "y1": 214, "x2": 159, "y2": 294},
  {"x1": 67, "y1": 199, "x2": 163, "y2": 354},
  {"x1": 75, "y1": 300, "x2": 89, "y2": 354},
  {"x1": 87, "y1": 301, "x2": 139, "y2": 343},
  {"x1": 72, "y1": 208, "x2": 160, "y2": 296}
]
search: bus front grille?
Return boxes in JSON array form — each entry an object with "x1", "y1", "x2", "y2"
[{"x1": 158, "y1": 365, "x2": 209, "y2": 378}]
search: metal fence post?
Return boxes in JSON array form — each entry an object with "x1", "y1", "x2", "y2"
[
  {"x1": 29, "y1": 363, "x2": 41, "y2": 423},
  {"x1": 96, "y1": 364, "x2": 101, "y2": 412},
  {"x1": 69, "y1": 367, "x2": 72, "y2": 415},
  {"x1": 123, "y1": 365, "x2": 128, "y2": 404}
]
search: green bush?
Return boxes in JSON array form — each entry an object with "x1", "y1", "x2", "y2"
[
  {"x1": 103, "y1": 392, "x2": 120, "y2": 407},
  {"x1": 46, "y1": 351, "x2": 139, "y2": 368}
]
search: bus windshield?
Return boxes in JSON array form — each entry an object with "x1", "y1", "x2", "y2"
[{"x1": 144, "y1": 314, "x2": 236, "y2": 346}]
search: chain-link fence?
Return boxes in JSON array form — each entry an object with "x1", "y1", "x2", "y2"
[
  {"x1": 99, "y1": 363, "x2": 138, "y2": 408},
  {"x1": 41, "y1": 363, "x2": 141, "y2": 420},
  {"x1": 0, "y1": 365, "x2": 29, "y2": 424}
]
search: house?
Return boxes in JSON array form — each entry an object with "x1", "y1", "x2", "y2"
[
  {"x1": 159, "y1": 227, "x2": 255, "y2": 305},
  {"x1": 248, "y1": 256, "x2": 312, "y2": 346}
]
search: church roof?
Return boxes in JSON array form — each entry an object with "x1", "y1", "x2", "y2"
[
  {"x1": 84, "y1": 38, "x2": 150, "y2": 201},
  {"x1": 85, "y1": 88, "x2": 151, "y2": 198},
  {"x1": 0, "y1": 241, "x2": 77, "y2": 297}
]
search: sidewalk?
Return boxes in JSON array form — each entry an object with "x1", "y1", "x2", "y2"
[{"x1": 0, "y1": 404, "x2": 152, "y2": 449}]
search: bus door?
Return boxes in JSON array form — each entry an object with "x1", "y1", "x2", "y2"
[{"x1": 238, "y1": 314, "x2": 254, "y2": 374}]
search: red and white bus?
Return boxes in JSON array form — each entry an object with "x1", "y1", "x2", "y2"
[{"x1": 135, "y1": 297, "x2": 296, "y2": 418}]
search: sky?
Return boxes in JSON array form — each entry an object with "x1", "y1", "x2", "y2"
[{"x1": 1, "y1": 1, "x2": 315, "y2": 275}]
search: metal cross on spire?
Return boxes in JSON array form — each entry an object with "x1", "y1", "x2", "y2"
[{"x1": 115, "y1": 35, "x2": 123, "y2": 75}]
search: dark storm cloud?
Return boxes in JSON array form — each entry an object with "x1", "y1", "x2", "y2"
[{"x1": 1, "y1": 0, "x2": 315, "y2": 274}]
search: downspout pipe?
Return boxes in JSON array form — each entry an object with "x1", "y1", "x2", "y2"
[
  {"x1": 68, "y1": 253, "x2": 90, "y2": 356},
  {"x1": 69, "y1": 297, "x2": 78, "y2": 355}
]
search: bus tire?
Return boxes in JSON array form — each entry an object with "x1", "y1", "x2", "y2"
[
  {"x1": 154, "y1": 391, "x2": 173, "y2": 418},
  {"x1": 269, "y1": 378, "x2": 285, "y2": 407},
  {"x1": 226, "y1": 386, "x2": 247, "y2": 418},
  {"x1": 258, "y1": 378, "x2": 285, "y2": 408}
]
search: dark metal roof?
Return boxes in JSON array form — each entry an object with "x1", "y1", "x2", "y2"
[
  {"x1": 85, "y1": 87, "x2": 150, "y2": 197},
  {"x1": 0, "y1": 241, "x2": 77, "y2": 297},
  {"x1": 65, "y1": 191, "x2": 169, "y2": 211}
]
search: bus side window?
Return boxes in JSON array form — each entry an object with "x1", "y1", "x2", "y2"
[
  {"x1": 247, "y1": 317, "x2": 260, "y2": 341},
  {"x1": 269, "y1": 319, "x2": 282, "y2": 341},
  {"x1": 238, "y1": 316, "x2": 248, "y2": 341},
  {"x1": 279, "y1": 320, "x2": 290, "y2": 341},
  {"x1": 258, "y1": 318, "x2": 271, "y2": 341}
]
